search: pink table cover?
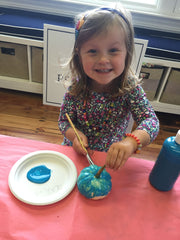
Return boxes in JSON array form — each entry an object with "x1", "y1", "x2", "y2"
[{"x1": 0, "y1": 134, "x2": 179, "y2": 240}]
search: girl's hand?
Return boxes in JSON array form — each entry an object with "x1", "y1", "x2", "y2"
[
  {"x1": 106, "y1": 130, "x2": 151, "y2": 170},
  {"x1": 72, "y1": 132, "x2": 89, "y2": 156},
  {"x1": 65, "y1": 127, "x2": 89, "y2": 156},
  {"x1": 106, "y1": 138, "x2": 137, "y2": 170}
]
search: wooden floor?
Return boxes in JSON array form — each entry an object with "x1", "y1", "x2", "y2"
[{"x1": 0, "y1": 88, "x2": 180, "y2": 161}]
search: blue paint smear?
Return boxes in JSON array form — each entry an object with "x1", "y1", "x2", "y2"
[{"x1": 27, "y1": 165, "x2": 51, "y2": 184}]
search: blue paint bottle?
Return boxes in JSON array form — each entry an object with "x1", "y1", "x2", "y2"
[{"x1": 149, "y1": 130, "x2": 180, "y2": 191}]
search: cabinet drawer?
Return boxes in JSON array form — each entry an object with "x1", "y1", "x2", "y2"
[
  {"x1": 0, "y1": 41, "x2": 29, "y2": 80},
  {"x1": 160, "y1": 68, "x2": 180, "y2": 105},
  {"x1": 140, "y1": 63, "x2": 164, "y2": 101},
  {"x1": 31, "y1": 46, "x2": 43, "y2": 83}
]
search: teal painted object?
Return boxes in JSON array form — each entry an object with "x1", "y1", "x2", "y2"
[{"x1": 77, "y1": 165, "x2": 112, "y2": 199}]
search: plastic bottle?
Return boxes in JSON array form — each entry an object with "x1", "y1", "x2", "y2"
[{"x1": 149, "y1": 130, "x2": 180, "y2": 191}]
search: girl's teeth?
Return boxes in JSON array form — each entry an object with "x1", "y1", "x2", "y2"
[{"x1": 97, "y1": 69, "x2": 110, "y2": 72}]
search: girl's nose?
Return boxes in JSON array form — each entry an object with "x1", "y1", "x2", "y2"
[{"x1": 98, "y1": 53, "x2": 110, "y2": 64}]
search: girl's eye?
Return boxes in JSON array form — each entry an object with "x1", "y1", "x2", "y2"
[
  {"x1": 88, "y1": 49, "x2": 97, "y2": 54},
  {"x1": 109, "y1": 48, "x2": 119, "y2": 53}
]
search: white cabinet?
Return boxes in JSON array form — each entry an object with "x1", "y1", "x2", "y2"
[
  {"x1": 2, "y1": 24, "x2": 179, "y2": 115},
  {"x1": 0, "y1": 35, "x2": 43, "y2": 93},
  {"x1": 141, "y1": 57, "x2": 180, "y2": 115},
  {"x1": 43, "y1": 24, "x2": 148, "y2": 107}
]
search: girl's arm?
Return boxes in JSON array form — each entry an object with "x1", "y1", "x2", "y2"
[
  {"x1": 58, "y1": 92, "x2": 88, "y2": 155},
  {"x1": 106, "y1": 85, "x2": 159, "y2": 170},
  {"x1": 129, "y1": 85, "x2": 159, "y2": 143}
]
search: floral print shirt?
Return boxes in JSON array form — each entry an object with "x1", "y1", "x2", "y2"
[{"x1": 58, "y1": 85, "x2": 159, "y2": 152}]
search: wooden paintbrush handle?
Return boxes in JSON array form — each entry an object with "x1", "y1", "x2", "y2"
[{"x1": 65, "y1": 113, "x2": 88, "y2": 154}]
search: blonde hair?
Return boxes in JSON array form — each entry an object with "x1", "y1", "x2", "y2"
[{"x1": 69, "y1": 7, "x2": 138, "y2": 98}]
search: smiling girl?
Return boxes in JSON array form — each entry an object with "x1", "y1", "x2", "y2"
[{"x1": 58, "y1": 6, "x2": 159, "y2": 170}]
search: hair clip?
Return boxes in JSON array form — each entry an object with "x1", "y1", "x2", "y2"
[
  {"x1": 75, "y1": 16, "x2": 85, "y2": 40},
  {"x1": 76, "y1": 17, "x2": 85, "y2": 31}
]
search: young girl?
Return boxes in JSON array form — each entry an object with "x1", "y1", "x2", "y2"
[{"x1": 58, "y1": 6, "x2": 159, "y2": 170}]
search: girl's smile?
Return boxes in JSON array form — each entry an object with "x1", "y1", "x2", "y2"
[{"x1": 80, "y1": 24, "x2": 127, "y2": 91}]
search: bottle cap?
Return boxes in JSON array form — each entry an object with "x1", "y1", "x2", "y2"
[{"x1": 175, "y1": 130, "x2": 180, "y2": 145}]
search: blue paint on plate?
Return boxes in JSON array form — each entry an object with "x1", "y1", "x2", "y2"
[{"x1": 27, "y1": 165, "x2": 51, "y2": 184}]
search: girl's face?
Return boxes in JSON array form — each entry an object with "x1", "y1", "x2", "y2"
[{"x1": 79, "y1": 24, "x2": 127, "y2": 91}]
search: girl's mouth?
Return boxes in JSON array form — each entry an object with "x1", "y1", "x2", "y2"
[{"x1": 95, "y1": 69, "x2": 112, "y2": 73}]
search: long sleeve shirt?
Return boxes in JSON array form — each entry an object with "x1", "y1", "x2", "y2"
[{"x1": 58, "y1": 85, "x2": 159, "y2": 152}]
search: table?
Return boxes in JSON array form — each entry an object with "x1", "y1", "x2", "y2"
[{"x1": 0, "y1": 134, "x2": 179, "y2": 240}]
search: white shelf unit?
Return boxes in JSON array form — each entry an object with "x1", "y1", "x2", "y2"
[
  {"x1": 1, "y1": 31, "x2": 179, "y2": 115},
  {"x1": 0, "y1": 34, "x2": 43, "y2": 93},
  {"x1": 143, "y1": 57, "x2": 180, "y2": 115}
]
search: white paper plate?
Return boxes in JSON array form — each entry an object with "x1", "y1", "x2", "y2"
[{"x1": 8, "y1": 150, "x2": 77, "y2": 205}]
